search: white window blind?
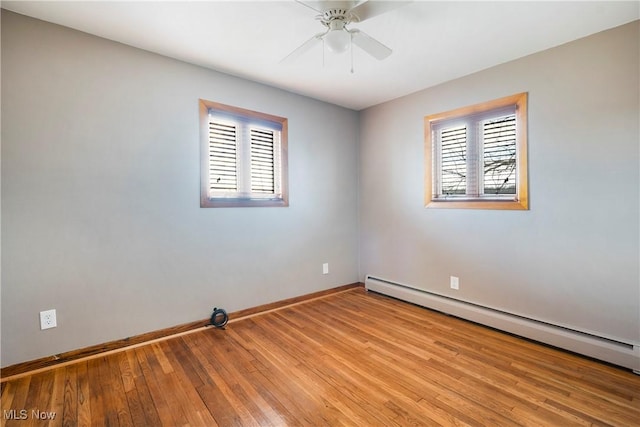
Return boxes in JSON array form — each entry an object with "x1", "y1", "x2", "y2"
[
  {"x1": 440, "y1": 125, "x2": 467, "y2": 195},
  {"x1": 200, "y1": 99, "x2": 288, "y2": 208},
  {"x1": 206, "y1": 112, "x2": 282, "y2": 200},
  {"x1": 208, "y1": 121, "x2": 238, "y2": 193},
  {"x1": 250, "y1": 127, "x2": 276, "y2": 194},
  {"x1": 433, "y1": 107, "x2": 517, "y2": 201},
  {"x1": 483, "y1": 115, "x2": 516, "y2": 195}
]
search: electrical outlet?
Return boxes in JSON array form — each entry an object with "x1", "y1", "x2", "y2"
[
  {"x1": 40, "y1": 309, "x2": 57, "y2": 330},
  {"x1": 450, "y1": 276, "x2": 459, "y2": 290},
  {"x1": 322, "y1": 263, "x2": 329, "y2": 275}
]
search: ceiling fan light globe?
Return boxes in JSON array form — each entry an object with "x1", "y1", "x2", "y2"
[{"x1": 325, "y1": 29, "x2": 350, "y2": 54}]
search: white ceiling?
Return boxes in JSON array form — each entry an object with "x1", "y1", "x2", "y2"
[{"x1": 3, "y1": 1, "x2": 638, "y2": 110}]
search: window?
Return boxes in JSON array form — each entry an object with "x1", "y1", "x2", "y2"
[
  {"x1": 424, "y1": 92, "x2": 528, "y2": 210},
  {"x1": 200, "y1": 99, "x2": 288, "y2": 207}
]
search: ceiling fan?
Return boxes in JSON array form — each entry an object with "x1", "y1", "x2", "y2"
[{"x1": 282, "y1": 0, "x2": 411, "y2": 67}]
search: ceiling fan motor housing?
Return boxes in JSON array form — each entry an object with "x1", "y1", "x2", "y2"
[{"x1": 320, "y1": 8, "x2": 351, "y2": 27}]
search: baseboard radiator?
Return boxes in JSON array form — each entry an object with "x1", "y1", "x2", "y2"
[{"x1": 365, "y1": 276, "x2": 640, "y2": 372}]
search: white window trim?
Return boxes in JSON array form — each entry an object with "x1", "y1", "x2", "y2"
[{"x1": 424, "y1": 93, "x2": 528, "y2": 210}]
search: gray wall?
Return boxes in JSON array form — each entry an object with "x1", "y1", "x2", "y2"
[
  {"x1": 3, "y1": 10, "x2": 639, "y2": 368},
  {"x1": 1, "y1": 11, "x2": 359, "y2": 367},
  {"x1": 359, "y1": 21, "x2": 639, "y2": 344}
]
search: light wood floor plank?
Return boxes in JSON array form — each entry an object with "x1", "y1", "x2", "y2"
[{"x1": 2, "y1": 288, "x2": 639, "y2": 426}]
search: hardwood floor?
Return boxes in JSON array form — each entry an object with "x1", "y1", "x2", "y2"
[{"x1": 2, "y1": 287, "x2": 639, "y2": 426}]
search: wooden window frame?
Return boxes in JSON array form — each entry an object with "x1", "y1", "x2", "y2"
[
  {"x1": 424, "y1": 93, "x2": 528, "y2": 210},
  {"x1": 200, "y1": 99, "x2": 289, "y2": 208}
]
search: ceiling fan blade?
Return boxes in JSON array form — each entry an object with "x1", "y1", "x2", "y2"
[
  {"x1": 296, "y1": 1, "x2": 355, "y2": 13},
  {"x1": 294, "y1": 0, "x2": 324, "y2": 13},
  {"x1": 349, "y1": 0, "x2": 412, "y2": 22},
  {"x1": 280, "y1": 32, "x2": 325, "y2": 63},
  {"x1": 351, "y1": 29, "x2": 392, "y2": 60}
]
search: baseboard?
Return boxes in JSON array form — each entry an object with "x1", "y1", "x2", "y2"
[
  {"x1": 1, "y1": 282, "x2": 363, "y2": 382},
  {"x1": 365, "y1": 275, "x2": 640, "y2": 372}
]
